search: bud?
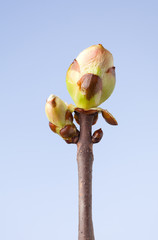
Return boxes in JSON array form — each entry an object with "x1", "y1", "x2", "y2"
[
  {"x1": 66, "y1": 44, "x2": 116, "y2": 109},
  {"x1": 92, "y1": 128, "x2": 103, "y2": 143},
  {"x1": 45, "y1": 94, "x2": 78, "y2": 140},
  {"x1": 45, "y1": 94, "x2": 73, "y2": 128}
]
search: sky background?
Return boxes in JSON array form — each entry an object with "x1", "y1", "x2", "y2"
[{"x1": 0, "y1": 0, "x2": 158, "y2": 239}]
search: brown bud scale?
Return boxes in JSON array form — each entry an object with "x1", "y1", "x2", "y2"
[
  {"x1": 60, "y1": 124, "x2": 77, "y2": 139},
  {"x1": 49, "y1": 97, "x2": 56, "y2": 108},
  {"x1": 102, "y1": 110, "x2": 118, "y2": 125},
  {"x1": 49, "y1": 122, "x2": 57, "y2": 133},
  {"x1": 77, "y1": 73, "x2": 102, "y2": 100},
  {"x1": 65, "y1": 110, "x2": 73, "y2": 122}
]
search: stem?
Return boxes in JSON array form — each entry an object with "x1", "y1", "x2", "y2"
[{"x1": 77, "y1": 112, "x2": 95, "y2": 240}]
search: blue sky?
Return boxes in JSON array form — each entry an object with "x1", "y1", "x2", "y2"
[{"x1": 0, "y1": 0, "x2": 158, "y2": 239}]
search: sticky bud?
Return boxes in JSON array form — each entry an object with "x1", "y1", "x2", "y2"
[
  {"x1": 66, "y1": 44, "x2": 116, "y2": 109},
  {"x1": 45, "y1": 94, "x2": 73, "y2": 128},
  {"x1": 45, "y1": 94, "x2": 79, "y2": 141}
]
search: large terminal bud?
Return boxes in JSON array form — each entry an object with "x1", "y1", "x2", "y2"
[{"x1": 66, "y1": 44, "x2": 116, "y2": 109}]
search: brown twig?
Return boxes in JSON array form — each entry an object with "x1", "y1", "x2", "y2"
[
  {"x1": 65, "y1": 109, "x2": 103, "y2": 239},
  {"x1": 76, "y1": 111, "x2": 101, "y2": 240}
]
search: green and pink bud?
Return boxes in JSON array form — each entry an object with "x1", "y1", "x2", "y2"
[
  {"x1": 45, "y1": 94, "x2": 78, "y2": 140},
  {"x1": 66, "y1": 44, "x2": 116, "y2": 109}
]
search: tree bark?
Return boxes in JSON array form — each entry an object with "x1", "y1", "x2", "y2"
[{"x1": 77, "y1": 112, "x2": 95, "y2": 240}]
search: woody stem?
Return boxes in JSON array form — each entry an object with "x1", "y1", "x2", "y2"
[{"x1": 77, "y1": 112, "x2": 95, "y2": 240}]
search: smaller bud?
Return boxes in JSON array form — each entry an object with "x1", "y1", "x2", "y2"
[
  {"x1": 45, "y1": 94, "x2": 72, "y2": 128},
  {"x1": 92, "y1": 128, "x2": 103, "y2": 143},
  {"x1": 45, "y1": 94, "x2": 79, "y2": 142}
]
